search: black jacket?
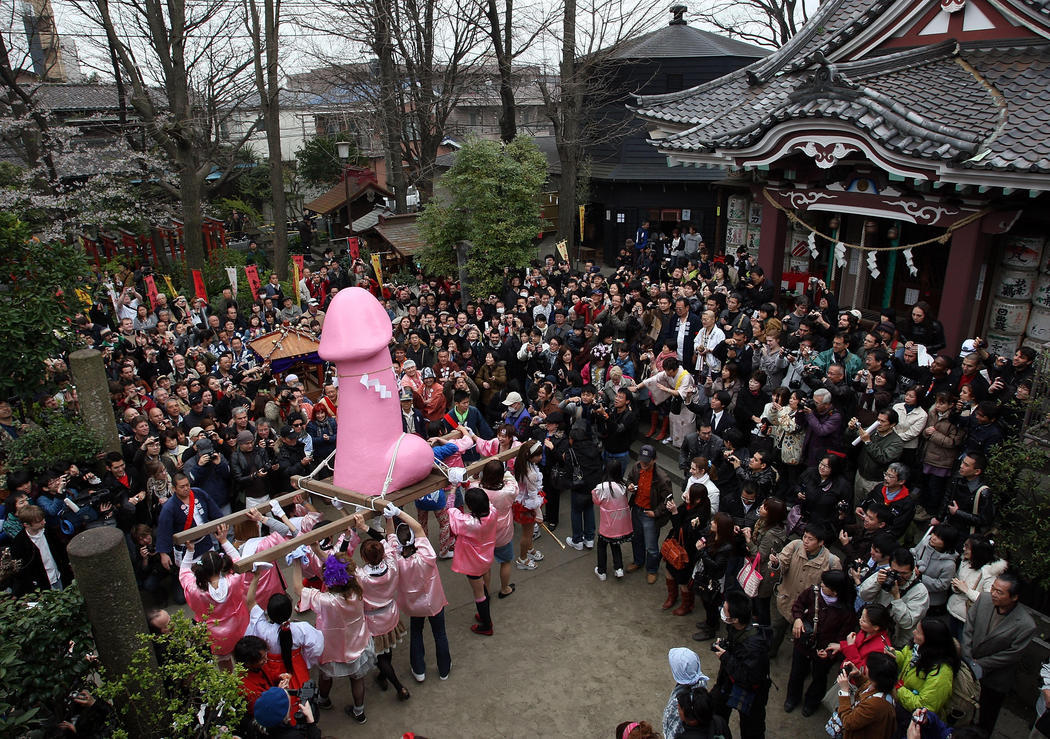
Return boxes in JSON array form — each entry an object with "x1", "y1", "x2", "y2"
[
  {"x1": 231, "y1": 446, "x2": 271, "y2": 503},
  {"x1": 10, "y1": 528, "x2": 73, "y2": 595},
  {"x1": 596, "y1": 407, "x2": 636, "y2": 455},
  {"x1": 716, "y1": 624, "x2": 770, "y2": 691}
]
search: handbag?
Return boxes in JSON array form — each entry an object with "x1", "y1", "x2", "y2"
[
  {"x1": 661, "y1": 528, "x2": 689, "y2": 570},
  {"x1": 666, "y1": 369, "x2": 687, "y2": 414},
  {"x1": 798, "y1": 584, "x2": 820, "y2": 650},
  {"x1": 736, "y1": 552, "x2": 763, "y2": 597},
  {"x1": 786, "y1": 504, "x2": 805, "y2": 536}
]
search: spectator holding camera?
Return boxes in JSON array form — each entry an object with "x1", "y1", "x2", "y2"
[
  {"x1": 857, "y1": 547, "x2": 930, "y2": 647},
  {"x1": 710, "y1": 591, "x2": 770, "y2": 739}
]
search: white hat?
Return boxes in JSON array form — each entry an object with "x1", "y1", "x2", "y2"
[
  {"x1": 959, "y1": 339, "x2": 976, "y2": 358},
  {"x1": 503, "y1": 391, "x2": 524, "y2": 406},
  {"x1": 285, "y1": 373, "x2": 300, "y2": 385}
]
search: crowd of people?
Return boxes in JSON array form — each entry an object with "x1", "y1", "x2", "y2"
[{"x1": 1, "y1": 236, "x2": 1047, "y2": 738}]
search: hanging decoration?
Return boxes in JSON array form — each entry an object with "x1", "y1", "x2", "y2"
[
  {"x1": 902, "y1": 248, "x2": 918, "y2": 276},
  {"x1": 834, "y1": 242, "x2": 847, "y2": 267},
  {"x1": 761, "y1": 188, "x2": 991, "y2": 252},
  {"x1": 807, "y1": 231, "x2": 819, "y2": 259},
  {"x1": 866, "y1": 251, "x2": 880, "y2": 279}
]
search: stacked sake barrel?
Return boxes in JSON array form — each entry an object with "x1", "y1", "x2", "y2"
[{"x1": 987, "y1": 236, "x2": 1049, "y2": 357}]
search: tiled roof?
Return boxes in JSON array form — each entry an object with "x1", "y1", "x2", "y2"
[
  {"x1": 25, "y1": 83, "x2": 166, "y2": 113},
  {"x1": 352, "y1": 206, "x2": 392, "y2": 234},
  {"x1": 635, "y1": 33, "x2": 1050, "y2": 174},
  {"x1": 373, "y1": 213, "x2": 425, "y2": 256},
  {"x1": 609, "y1": 24, "x2": 769, "y2": 60},
  {"x1": 304, "y1": 176, "x2": 392, "y2": 215}
]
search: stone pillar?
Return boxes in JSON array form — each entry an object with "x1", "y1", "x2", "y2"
[
  {"x1": 68, "y1": 348, "x2": 119, "y2": 454},
  {"x1": 67, "y1": 527, "x2": 162, "y2": 734},
  {"x1": 939, "y1": 219, "x2": 988, "y2": 353},
  {"x1": 757, "y1": 195, "x2": 789, "y2": 299}
]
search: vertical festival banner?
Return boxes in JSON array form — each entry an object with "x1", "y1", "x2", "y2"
[
  {"x1": 162, "y1": 274, "x2": 178, "y2": 300},
  {"x1": 143, "y1": 274, "x2": 159, "y2": 310},
  {"x1": 370, "y1": 252, "x2": 384, "y2": 289},
  {"x1": 348, "y1": 236, "x2": 360, "y2": 260},
  {"x1": 291, "y1": 257, "x2": 303, "y2": 307},
  {"x1": 579, "y1": 205, "x2": 585, "y2": 241},
  {"x1": 225, "y1": 267, "x2": 238, "y2": 296},
  {"x1": 191, "y1": 270, "x2": 208, "y2": 302},
  {"x1": 244, "y1": 265, "x2": 261, "y2": 301},
  {"x1": 556, "y1": 239, "x2": 569, "y2": 263}
]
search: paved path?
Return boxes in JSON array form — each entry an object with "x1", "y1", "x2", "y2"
[{"x1": 307, "y1": 517, "x2": 1033, "y2": 738}]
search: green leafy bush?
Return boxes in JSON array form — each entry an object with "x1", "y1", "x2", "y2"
[
  {"x1": 0, "y1": 585, "x2": 96, "y2": 726},
  {"x1": 1, "y1": 411, "x2": 104, "y2": 475},
  {"x1": 985, "y1": 438, "x2": 1050, "y2": 588},
  {"x1": 96, "y1": 611, "x2": 245, "y2": 738}
]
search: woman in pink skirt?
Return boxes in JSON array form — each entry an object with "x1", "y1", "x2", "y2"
[
  {"x1": 291, "y1": 521, "x2": 377, "y2": 724},
  {"x1": 353, "y1": 508, "x2": 411, "y2": 701},
  {"x1": 592, "y1": 459, "x2": 633, "y2": 580},
  {"x1": 448, "y1": 487, "x2": 499, "y2": 635},
  {"x1": 179, "y1": 523, "x2": 250, "y2": 670}
]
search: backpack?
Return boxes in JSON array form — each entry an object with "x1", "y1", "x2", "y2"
[{"x1": 944, "y1": 657, "x2": 981, "y2": 726}]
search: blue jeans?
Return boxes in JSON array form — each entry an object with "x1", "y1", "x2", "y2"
[
  {"x1": 410, "y1": 608, "x2": 451, "y2": 678},
  {"x1": 631, "y1": 505, "x2": 660, "y2": 573},
  {"x1": 569, "y1": 494, "x2": 595, "y2": 543},
  {"x1": 604, "y1": 451, "x2": 630, "y2": 470}
]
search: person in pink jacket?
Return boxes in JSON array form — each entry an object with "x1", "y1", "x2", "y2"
[
  {"x1": 179, "y1": 523, "x2": 250, "y2": 670},
  {"x1": 353, "y1": 508, "x2": 411, "y2": 701},
  {"x1": 388, "y1": 508, "x2": 451, "y2": 683},
  {"x1": 477, "y1": 459, "x2": 520, "y2": 600},
  {"x1": 592, "y1": 460, "x2": 633, "y2": 581},
  {"x1": 291, "y1": 518, "x2": 377, "y2": 724},
  {"x1": 448, "y1": 487, "x2": 499, "y2": 635}
]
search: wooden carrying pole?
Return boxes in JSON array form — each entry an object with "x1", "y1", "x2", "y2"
[{"x1": 174, "y1": 444, "x2": 520, "y2": 573}]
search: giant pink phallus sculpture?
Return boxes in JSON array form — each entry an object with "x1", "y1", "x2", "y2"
[{"x1": 318, "y1": 287, "x2": 434, "y2": 495}]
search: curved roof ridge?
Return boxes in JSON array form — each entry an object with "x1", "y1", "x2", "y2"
[
  {"x1": 744, "y1": 0, "x2": 857, "y2": 84},
  {"x1": 837, "y1": 39, "x2": 960, "y2": 77},
  {"x1": 632, "y1": 67, "x2": 751, "y2": 111}
]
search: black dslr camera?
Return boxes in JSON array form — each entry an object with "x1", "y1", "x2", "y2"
[{"x1": 881, "y1": 569, "x2": 900, "y2": 592}]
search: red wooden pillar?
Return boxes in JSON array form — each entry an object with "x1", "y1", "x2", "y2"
[
  {"x1": 757, "y1": 195, "x2": 789, "y2": 299},
  {"x1": 939, "y1": 219, "x2": 988, "y2": 354}
]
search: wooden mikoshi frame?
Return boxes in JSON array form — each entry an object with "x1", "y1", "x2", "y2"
[{"x1": 174, "y1": 444, "x2": 520, "y2": 574}]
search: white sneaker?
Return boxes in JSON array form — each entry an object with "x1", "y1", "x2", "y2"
[
  {"x1": 412, "y1": 671, "x2": 425, "y2": 683},
  {"x1": 661, "y1": 436, "x2": 674, "y2": 445},
  {"x1": 515, "y1": 557, "x2": 537, "y2": 570},
  {"x1": 584, "y1": 539, "x2": 595, "y2": 549},
  {"x1": 594, "y1": 567, "x2": 607, "y2": 581},
  {"x1": 614, "y1": 568, "x2": 625, "y2": 578},
  {"x1": 533, "y1": 523, "x2": 541, "y2": 538},
  {"x1": 527, "y1": 549, "x2": 544, "y2": 561},
  {"x1": 438, "y1": 549, "x2": 454, "y2": 560},
  {"x1": 565, "y1": 536, "x2": 584, "y2": 551}
]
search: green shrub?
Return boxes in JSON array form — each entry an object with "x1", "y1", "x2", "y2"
[
  {"x1": 96, "y1": 611, "x2": 245, "y2": 738},
  {"x1": 985, "y1": 437, "x2": 1050, "y2": 589},
  {"x1": 0, "y1": 411, "x2": 104, "y2": 476},
  {"x1": 0, "y1": 585, "x2": 96, "y2": 727}
]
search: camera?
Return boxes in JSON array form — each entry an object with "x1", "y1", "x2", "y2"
[
  {"x1": 289, "y1": 680, "x2": 317, "y2": 702},
  {"x1": 710, "y1": 638, "x2": 726, "y2": 653},
  {"x1": 837, "y1": 500, "x2": 852, "y2": 515},
  {"x1": 881, "y1": 569, "x2": 900, "y2": 592},
  {"x1": 802, "y1": 398, "x2": 818, "y2": 411}
]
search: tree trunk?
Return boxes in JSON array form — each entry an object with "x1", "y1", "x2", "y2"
[
  {"x1": 252, "y1": 0, "x2": 288, "y2": 277},
  {"x1": 486, "y1": 0, "x2": 516, "y2": 142},
  {"x1": 178, "y1": 149, "x2": 206, "y2": 274},
  {"x1": 375, "y1": 0, "x2": 408, "y2": 213},
  {"x1": 556, "y1": 0, "x2": 579, "y2": 258}
]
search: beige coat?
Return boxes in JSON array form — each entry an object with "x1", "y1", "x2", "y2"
[{"x1": 774, "y1": 539, "x2": 841, "y2": 622}]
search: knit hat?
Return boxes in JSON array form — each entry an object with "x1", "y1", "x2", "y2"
[
  {"x1": 253, "y1": 687, "x2": 290, "y2": 728},
  {"x1": 236, "y1": 430, "x2": 254, "y2": 444},
  {"x1": 668, "y1": 647, "x2": 710, "y2": 687}
]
